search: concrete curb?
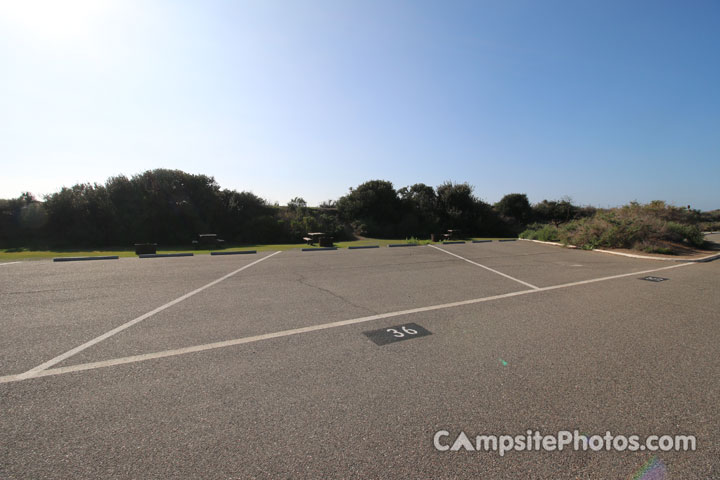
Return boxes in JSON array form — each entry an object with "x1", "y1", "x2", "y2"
[
  {"x1": 348, "y1": 245, "x2": 380, "y2": 249},
  {"x1": 518, "y1": 238, "x2": 578, "y2": 249},
  {"x1": 138, "y1": 253, "x2": 194, "y2": 258},
  {"x1": 471, "y1": 240, "x2": 492, "y2": 243},
  {"x1": 210, "y1": 251, "x2": 257, "y2": 255},
  {"x1": 519, "y1": 238, "x2": 719, "y2": 262},
  {"x1": 53, "y1": 256, "x2": 119, "y2": 262},
  {"x1": 302, "y1": 247, "x2": 337, "y2": 251},
  {"x1": 593, "y1": 249, "x2": 720, "y2": 263},
  {"x1": 388, "y1": 244, "x2": 419, "y2": 247}
]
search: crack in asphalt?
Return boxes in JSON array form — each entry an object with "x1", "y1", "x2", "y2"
[{"x1": 295, "y1": 274, "x2": 378, "y2": 316}]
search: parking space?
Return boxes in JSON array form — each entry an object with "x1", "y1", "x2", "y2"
[
  {"x1": 60, "y1": 247, "x2": 531, "y2": 366},
  {"x1": 0, "y1": 253, "x2": 276, "y2": 376},
  {"x1": 432, "y1": 241, "x2": 676, "y2": 288},
  {"x1": 1, "y1": 241, "x2": 718, "y2": 479}
]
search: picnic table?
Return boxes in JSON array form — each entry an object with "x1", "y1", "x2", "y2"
[
  {"x1": 303, "y1": 232, "x2": 333, "y2": 247},
  {"x1": 443, "y1": 229, "x2": 462, "y2": 241},
  {"x1": 303, "y1": 232, "x2": 324, "y2": 244},
  {"x1": 192, "y1": 233, "x2": 226, "y2": 249}
]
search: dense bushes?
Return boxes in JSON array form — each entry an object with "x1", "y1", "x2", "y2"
[
  {"x1": 1, "y1": 170, "x2": 712, "y2": 250},
  {"x1": 336, "y1": 180, "x2": 509, "y2": 238},
  {"x1": 519, "y1": 223, "x2": 560, "y2": 242},
  {"x1": 520, "y1": 201, "x2": 707, "y2": 253},
  {"x1": 336, "y1": 180, "x2": 403, "y2": 237},
  {"x1": 0, "y1": 193, "x2": 47, "y2": 248},
  {"x1": 0, "y1": 169, "x2": 349, "y2": 248},
  {"x1": 698, "y1": 209, "x2": 720, "y2": 232}
]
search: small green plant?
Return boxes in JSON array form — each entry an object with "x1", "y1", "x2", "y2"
[
  {"x1": 404, "y1": 236, "x2": 431, "y2": 245},
  {"x1": 643, "y1": 246, "x2": 675, "y2": 255}
]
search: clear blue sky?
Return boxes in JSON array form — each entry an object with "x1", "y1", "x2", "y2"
[{"x1": 1, "y1": 0, "x2": 718, "y2": 209}]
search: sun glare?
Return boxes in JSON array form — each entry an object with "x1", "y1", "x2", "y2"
[{"x1": 0, "y1": 0, "x2": 112, "y2": 42}]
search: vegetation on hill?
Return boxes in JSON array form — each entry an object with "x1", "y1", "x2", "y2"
[
  {"x1": 520, "y1": 201, "x2": 713, "y2": 254},
  {"x1": 0, "y1": 169, "x2": 716, "y2": 252},
  {"x1": 0, "y1": 171, "x2": 520, "y2": 248}
]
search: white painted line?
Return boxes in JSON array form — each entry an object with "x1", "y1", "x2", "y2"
[
  {"x1": 0, "y1": 260, "x2": 694, "y2": 384},
  {"x1": 0, "y1": 289, "x2": 538, "y2": 383},
  {"x1": 593, "y1": 248, "x2": 720, "y2": 263},
  {"x1": 0, "y1": 261, "x2": 22, "y2": 266},
  {"x1": 532, "y1": 261, "x2": 690, "y2": 291},
  {"x1": 429, "y1": 244, "x2": 540, "y2": 290},
  {"x1": 518, "y1": 238, "x2": 578, "y2": 249},
  {"x1": 12, "y1": 251, "x2": 282, "y2": 381}
]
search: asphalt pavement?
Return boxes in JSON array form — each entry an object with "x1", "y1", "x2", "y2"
[{"x1": 1, "y1": 241, "x2": 718, "y2": 479}]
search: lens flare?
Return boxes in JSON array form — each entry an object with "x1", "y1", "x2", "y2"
[{"x1": 632, "y1": 456, "x2": 667, "y2": 480}]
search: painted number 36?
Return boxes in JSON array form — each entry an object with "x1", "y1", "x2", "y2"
[{"x1": 387, "y1": 326, "x2": 418, "y2": 338}]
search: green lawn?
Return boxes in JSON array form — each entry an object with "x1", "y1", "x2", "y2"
[{"x1": 0, "y1": 237, "x2": 513, "y2": 261}]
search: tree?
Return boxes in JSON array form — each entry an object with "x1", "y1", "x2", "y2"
[
  {"x1": 336, "y1": 180, "x2": 401, "y2": 236},
  {"x1": 126, "y1": 169, "x2": 222, "y2": 243},
  {"x1": 398, "y1": 183, "x2": 438, "y2": 236},
  {"x1": 0, "y1": 193, "x2": 47, "y2": 247},
  {"x1": 219, "y1": 190, "x2": 273, "y2": 242},
  {"x1": 495, "y1": 193, "x2": 532, "y2": 223},
  {"x1": 43, "y1": 183, "x2": 114, "y2": 246},
  {"x1": 436, "y1": 182, "x2": 478, "y2": 232},
  {"x1": 288, "y1": 197, "x2": 307, "y2": 210},
  {"x1": 533, "y1": 198, "x2": 579, "y2": 226}
]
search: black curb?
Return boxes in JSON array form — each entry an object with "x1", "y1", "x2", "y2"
[
  {"x1": 348, "y1": 245, "x2": 380, "y2": 249},
  {"x1": 302, "y1": 247, "x2": 337, "y2": 251},
  {"x1": 138, "y1": 253, "x2": 194, "y2": 258},
  {"x1": 472, "y1": 240, "x2": 491, "y2": 243},
  {"x1": 53, "y1": 256, "x2": 119, "y2": 262},
  {"x1": 442, "y1": 241, "x2": 466, "y2": 244},
  {"x1": 210, "y1": 251, "x2": 257, "y2": 255},
  {"x1": 388, "y1": 244, "x2": 419, "y2": 247}
]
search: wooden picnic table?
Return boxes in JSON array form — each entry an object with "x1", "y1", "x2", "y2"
[
  {"x1": 303, "y1": 232, "x2": 326, "y2": 245},
  {"x1": 192, "y1": 233, "x2": 226, "y2": 249},
  {"x1": 443, "y1": 229, "x2": 462, "y2": 240},
  {"x1": 304, "y1": 232, "x2": 334, "y2": 247}
]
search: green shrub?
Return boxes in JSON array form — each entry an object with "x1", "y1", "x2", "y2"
[
  {"x1": 520, "y1": 224, "x2": 560, "y2": 242},
  {"x1": 524, "y1": 202, "x2": 708, "y2": 254},
  {"x1": 666, "y1": 222, "x2": 704, "y2": 247},
  {"x1": 404, "y1": 236, "x2": 431, "y2": 245},
  {"x1": 642, "y1": 245, "x2": 674, "y2": 255}
]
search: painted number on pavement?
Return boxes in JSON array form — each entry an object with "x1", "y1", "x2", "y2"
[{"x1": 363, "y1": 323, "x2": 432, "y2": 346}]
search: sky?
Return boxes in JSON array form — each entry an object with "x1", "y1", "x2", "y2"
[{"x1": 1, "y1": 0, "x2": 718, "y2": 210}]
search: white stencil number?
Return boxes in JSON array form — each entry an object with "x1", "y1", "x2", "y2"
[{"x1": 386, "y1": 326, "x2": 418, "y2": 338}]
